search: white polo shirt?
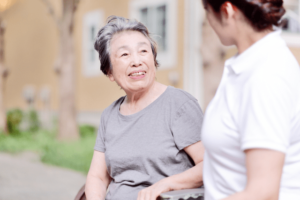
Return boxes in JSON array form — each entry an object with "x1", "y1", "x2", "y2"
[{"x1": 202, "y1": 30, "x2": 300, "y2": 200}]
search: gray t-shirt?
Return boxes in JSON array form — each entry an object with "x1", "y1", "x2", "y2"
[{"x1": 94, "y1": 86, "x2": 203, "y2": 200}]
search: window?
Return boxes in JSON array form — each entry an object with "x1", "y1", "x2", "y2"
[
  {"x1": 281, "y1": 0, "x2": 300, "y2": 47},
  {"x1": 140, "y1": 5, "x2": 167, "y2": 51},
  {"x1": 89, "y1": 26, "x2": 96, "y2": 62},
  {"x1": 130, "y1": 0, "x2": 177, "y2": 69},
  {"x1": 82, "y1": 10, "x2": 104, "y2": 77},
  {"x1": 282, "y1": 1, "x2": 300, "y2": 33}
]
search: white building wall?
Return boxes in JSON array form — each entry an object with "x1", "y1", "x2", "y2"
[{"x1": 183, "y1": 0, "x2": 204, "y2": 107}]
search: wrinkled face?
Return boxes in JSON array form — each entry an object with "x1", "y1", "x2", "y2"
[
  {"x1": 206, "y1": 5, "x2": 235, "y2": 46},
  {"x1": 108, "y1": 31, "x2": 156, "y2": 94}
]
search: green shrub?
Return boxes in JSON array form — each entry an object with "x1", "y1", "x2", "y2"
[
  {"x1": 27, "y1": 109, "x2": 40, "y2": 132},
  {"x1": 79, "y1": 124, "x2": 96, "y2": 138},
  {"x1": 6, "y1": 109, "x2": 23, "y2": 134},
  {"x1": 41, "y1": 136, "x2": 95, "y2": 173},
  {"x1": 0, "y1": 130, "x2": 95, "y2": 174}
]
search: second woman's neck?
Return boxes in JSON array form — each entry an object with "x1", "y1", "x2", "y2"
[{"x1": 235, "y1": 24, "x2": 272, "y2": 54}]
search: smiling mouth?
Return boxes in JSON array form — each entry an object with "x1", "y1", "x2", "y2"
[{"x1": 128, "y1": 71, "x2": 146, "y2": 76}]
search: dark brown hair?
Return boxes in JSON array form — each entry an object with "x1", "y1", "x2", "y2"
[{"x1": 202, "y1": 0, "x2": 285, "y2": 31}]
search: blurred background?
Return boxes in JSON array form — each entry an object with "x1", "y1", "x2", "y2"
[{"x1": 0, "y1": 0, "x2": 299, "y2": 199}]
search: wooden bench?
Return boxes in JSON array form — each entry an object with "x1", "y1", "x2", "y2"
[{"x1": 74, "y1": 184, "x2": 204, "y2": 200}]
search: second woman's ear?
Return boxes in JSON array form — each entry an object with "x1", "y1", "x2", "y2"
[{"x1": 220, "y1": 2, "x2": 237, "y2": 23}]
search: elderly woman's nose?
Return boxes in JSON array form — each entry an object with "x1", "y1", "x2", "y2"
[{"x1": 130, "y1": 53, "x2": 142, "y2": 67}]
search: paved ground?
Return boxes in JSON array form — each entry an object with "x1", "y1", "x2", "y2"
[{"x1": 0, "y1": 151, "x2": 86, "y2": 200}]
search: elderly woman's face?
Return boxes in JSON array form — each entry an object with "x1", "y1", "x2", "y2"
[{"x1": 108, "y1": 31, "x2": 156, "y2": 93}]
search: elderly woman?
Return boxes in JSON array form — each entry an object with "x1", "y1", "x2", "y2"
[
  {"x1": 201, "y1": 0, "x2": 300, "y2": 200},
  {"x1": 85, "y1": 16, "x2": 205, "y2": 200}
]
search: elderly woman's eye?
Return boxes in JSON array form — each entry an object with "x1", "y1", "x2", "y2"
[
  {"x1": 121, "y1": 53, "x2": 128, "y2": 57},
  {"x1": 141, "y1": 49, "x2": 147, "y2": 53}
]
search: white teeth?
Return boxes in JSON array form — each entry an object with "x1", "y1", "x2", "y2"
[{"x1": 130, "y1": 72, "x2": 145, "y2": 76}]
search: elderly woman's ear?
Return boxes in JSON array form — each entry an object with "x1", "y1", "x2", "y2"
[{"x1": 107, "y1": 71, "x2": 115, "y2": 82}]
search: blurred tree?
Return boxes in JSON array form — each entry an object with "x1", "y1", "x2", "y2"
[
  {"x1": 41, "y1": 0, "x2": 80, "y2": 140},
  {"x1": 0, "y1": 18, "x2": 8, "y2": 133},
  {"x1": 201, "y1": 18, "x2": 226, "y2": 110},
  {"x1": 0, "y1": 0, "x2": 14, "y2": 133}
]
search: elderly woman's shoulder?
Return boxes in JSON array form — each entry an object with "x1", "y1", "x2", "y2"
[
  {"x1": 167, "y1": 86, "x2": 198, "y2": 105},
  {"x1": 101, "y1": 96, "x2": 125, "y2": 118}
]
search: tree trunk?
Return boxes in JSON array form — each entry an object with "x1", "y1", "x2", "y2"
[
  {"x1": 0, "y1": 63, "x2": 7, "y2": 134},
  {"x1": 57, "y1": 26, "x2": 79, "y2": 140},
  {"x1": 0, "y1": 20, "x2": 7, "y2": 133},
  {"x1": 39, "y1": 0, "x2": 79, "y2": 139},
  {"x1": 57, "y1": 6, "x2": 79, "y2": 140}
]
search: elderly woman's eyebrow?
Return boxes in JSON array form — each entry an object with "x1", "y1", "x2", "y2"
[
  {"x1": 116, "y1": 42, "x2": 149, "y2": 52},
  {"x1": 138, "y1": 42, "x2": 149, "y2": 46},
  {"x1": 117, "y1": 45, "x2": 129, "y2": 50}
]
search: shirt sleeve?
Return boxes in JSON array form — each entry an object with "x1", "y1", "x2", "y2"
[
  {"x1": 94, "y1": 112, "x2": 106, "y2": 152},
  {"x1": 239, "y1": 73, "x2": 293, "y2": 153},
  {"x1": 171, "y1": 99, "x2": 204, "y2": 150}
]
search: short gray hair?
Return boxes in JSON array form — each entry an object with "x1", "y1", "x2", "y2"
[{"x1": 94, "y1": 16, "x2": 159, "y2": 75}]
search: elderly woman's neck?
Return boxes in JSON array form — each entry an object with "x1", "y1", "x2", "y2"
[{"x1": 120, "y1": 82, "x2": 167, "y2": 115}]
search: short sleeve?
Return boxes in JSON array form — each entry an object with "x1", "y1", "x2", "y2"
[
  {"x1": 171, "y1": 99, "x2": 203, "y2": 150},
  {"x1": 239, "y1": 74, "x2": 293, "y2": 153},
  {"x1": 94, "y1": 113, "x2": 106, "y2": 152}
]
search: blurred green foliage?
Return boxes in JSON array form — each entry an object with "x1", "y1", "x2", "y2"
[
  {"x1": 6, "y1": 109, "x2": 23, "y2": 134},
  {"x1": 6, "y1": 109, "x2": 40, "y2": 134},
  {"x1": 27, "y1": 110, "x2": 40, "y2": 132},
  {"x1": 79, "y1": 124, "x2": 96, "y2": 138},
  {"x1": 2, "y1": 107, "x2": 96, "y2": 173},
  {"x1": 0, "y1": 126, "x2": 96, "y2": 174}
]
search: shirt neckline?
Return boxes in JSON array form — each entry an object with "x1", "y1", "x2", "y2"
[
  {"x1": 117, "y1": 86, "x2": 171, "y2": 120},
  {"x1": 225, "y1": 30, "x2": 285, "y2": 75}
]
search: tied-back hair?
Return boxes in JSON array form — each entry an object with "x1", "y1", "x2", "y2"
[
  {"x1": 94, "y1": 16, "x2": 159, "y2": 75},
  {"x1": 202, "y1": 0, "x2": 286, "y2": 31}
]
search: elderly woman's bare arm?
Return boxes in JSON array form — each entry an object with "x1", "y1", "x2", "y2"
[
  {"x1": 86, "y1": 151, "x2": 111, "y2": 200},
  {"x1": 137, "y1": 141, "x2": 204, "y2": 200},
  {"x1": 222, "y1": 149, "x2": 285, "y2": 200}
]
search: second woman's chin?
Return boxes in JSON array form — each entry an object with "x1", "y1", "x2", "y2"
[{"x1": 220, "y1": 38, "x2": 235, "y2": 46}]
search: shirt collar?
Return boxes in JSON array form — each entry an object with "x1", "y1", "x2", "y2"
[{"x1": 224, "y1": 30, "x2": 285, "y2": 75}]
